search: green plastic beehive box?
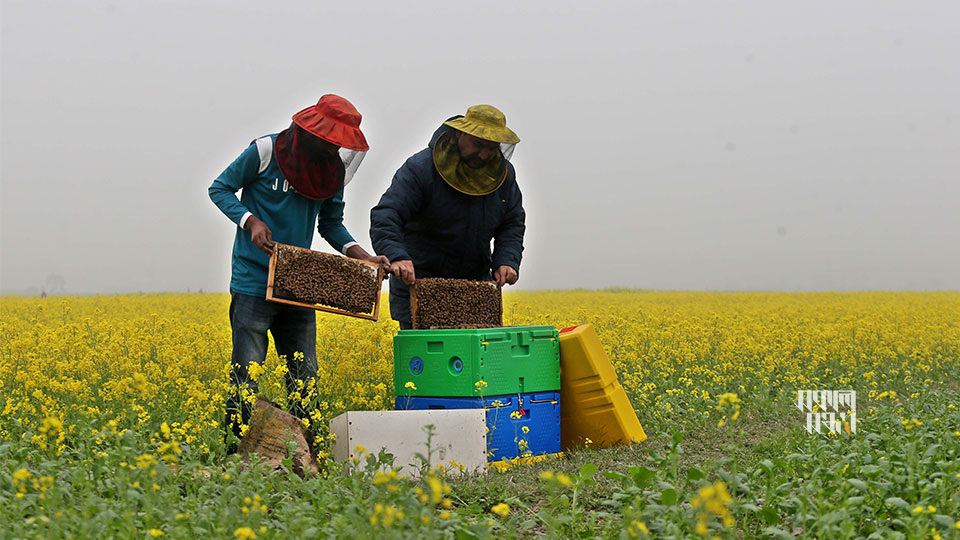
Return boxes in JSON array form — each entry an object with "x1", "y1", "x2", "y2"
[{"x1": 393, "y1": 326, "x2": 560, "y2": 398}]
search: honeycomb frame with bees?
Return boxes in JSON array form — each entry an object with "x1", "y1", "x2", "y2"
[
  {"x1": 266, "y1": 243, "x2": 383, "y2": 320},
  {"x1": 411, "y1": 277, "x2": 502, "y2": 329}
]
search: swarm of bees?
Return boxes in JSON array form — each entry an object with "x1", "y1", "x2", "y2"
[
  {"x1": 413, "y1": 278, "x2": 502, "y2": 329},
  {"x1": 273, "y1": 246, "x2": 378, "y2": 315}
]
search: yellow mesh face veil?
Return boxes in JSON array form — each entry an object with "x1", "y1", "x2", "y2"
[{"x1": 432, "y1": 131, "x2": 508, "y2": 196}]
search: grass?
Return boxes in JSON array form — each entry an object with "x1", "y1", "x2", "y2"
[
  {"x1": 4, "y1": 384, "x2": 957, "y2": 539},
  {"x1": 453, "y1": 400, "x2": 803, "y2": 516}
]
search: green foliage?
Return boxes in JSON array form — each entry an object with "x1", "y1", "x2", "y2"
[
  {"x1": 4, "y1": 385, "x2": 956, "y2": 538},
  {"x1": 2, "y1": 292, "x2": 958, "y2": 538}
]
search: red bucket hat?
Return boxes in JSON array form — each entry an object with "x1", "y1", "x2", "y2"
[{"x1": 292, "y1": 94, "x2": 369, "y2": 151}]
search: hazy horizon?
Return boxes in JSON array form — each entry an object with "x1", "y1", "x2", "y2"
[{"x1": 3, "y1": 1, "x2": 959, "y2": 295}]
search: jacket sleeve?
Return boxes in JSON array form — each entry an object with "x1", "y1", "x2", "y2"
[
  {"x1": 491, "y1": 174, "x2": 525, "y2": 272},
  {"x1": 369, "y1": 159, "x2": 427, "y2": 263},
  {"x1": 317, "y1": 188, "x2": 357, "y2": 254},
  {"x1": 208, "y1": 143, "x2": 259, "y2": 225}
]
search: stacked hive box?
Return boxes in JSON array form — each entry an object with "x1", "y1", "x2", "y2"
[{"x1": 394, "y1": 326, "x2": 561, "y2": 462}]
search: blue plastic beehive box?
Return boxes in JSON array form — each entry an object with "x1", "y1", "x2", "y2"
[{"x1": 396, "y1": 391, "x2": 561, "y2": 462}]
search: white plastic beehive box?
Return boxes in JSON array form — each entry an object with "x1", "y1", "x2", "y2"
[{"x1": 329, "y1": 409, "x2": 487, "y2": 477}]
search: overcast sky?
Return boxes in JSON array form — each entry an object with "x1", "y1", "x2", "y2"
[{"x1": 2, "y1": 0, "x2": 958, "y2": 294}]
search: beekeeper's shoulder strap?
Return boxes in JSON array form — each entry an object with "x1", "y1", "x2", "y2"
[{"x1": 254, "y1": 137, "x2": 273, "y2": 174}]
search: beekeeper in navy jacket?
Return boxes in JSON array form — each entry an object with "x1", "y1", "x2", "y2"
[{"x1": 370, "y1": 105, "x2": 525, "y2": 328}]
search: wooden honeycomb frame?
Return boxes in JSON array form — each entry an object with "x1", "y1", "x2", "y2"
[
  {"x1": 266, "y1": 243, "x2": 383, "y2": 321},
  {"x1": 411, "y1": 278, "x2": 503, "y2": 329}
]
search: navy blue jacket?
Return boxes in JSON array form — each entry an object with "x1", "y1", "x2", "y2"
[{"x1": 370, "y1": 124, "x2": 526, "y2": 322}]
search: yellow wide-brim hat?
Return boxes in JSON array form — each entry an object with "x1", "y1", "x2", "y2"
[{"x1": 443, "y1": 105, "x2": 520, "y2": 144}]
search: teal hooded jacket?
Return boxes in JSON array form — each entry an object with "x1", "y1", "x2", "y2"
[{"x1": 209, "y1": 134, "x2": 356, "y2": 297}]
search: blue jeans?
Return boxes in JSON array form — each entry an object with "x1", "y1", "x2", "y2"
[{"x1": 224, "y1": 292, "x2": 318, "y2": 447}]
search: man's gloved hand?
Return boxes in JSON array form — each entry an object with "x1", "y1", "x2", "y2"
[
  {"x1": 390, "y1": 260, "x2": 416, "y2": 285},
  {"x1": 494, "y1": 265, "x2": 518, "y2": 287},
  {"x1": 245, "y1": 215, "x2": 275, "y2": 255}
]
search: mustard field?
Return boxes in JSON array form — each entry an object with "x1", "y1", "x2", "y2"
[{"x1": 2, "y1": 291, "x2": 958, "y2": 539}]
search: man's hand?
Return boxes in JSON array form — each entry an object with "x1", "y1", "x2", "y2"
[
  {"x1": 344, "y1": 245, "x2": 391, "y2": 280},
  {"x1": 367, "y1": 255, "x2": 391, "y2": 281},
  {"x1": 367, "y1": 255, "x2": 391, "y2": 273},
  {"x1": 245, "y1": 215, "x2": 275, "y2": 255},
  {"x1": 390, "y1": 260, "x2": 416, "y2": 285},
  {"x1": 494, "y1": 265, "x2": 518, "y2": 287}
]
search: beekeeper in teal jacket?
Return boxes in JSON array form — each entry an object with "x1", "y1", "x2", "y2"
[{"x1": 209, "y1": 94, "x2": 388, "y2": 452}]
